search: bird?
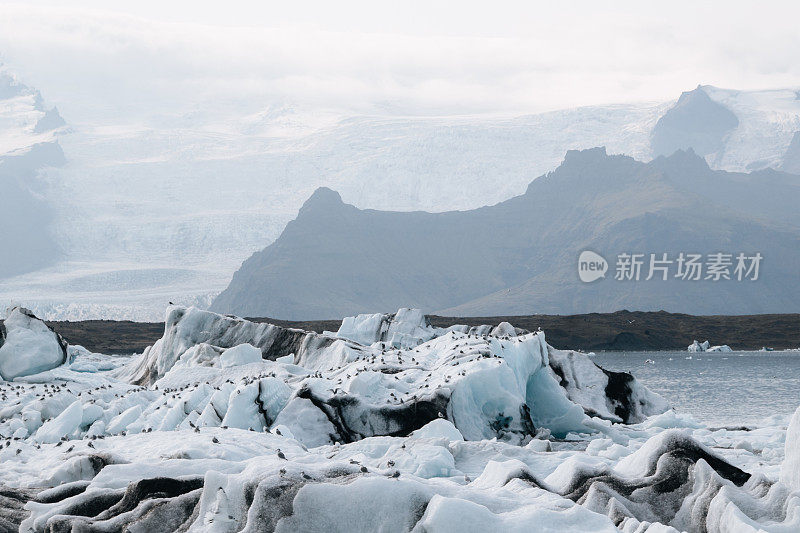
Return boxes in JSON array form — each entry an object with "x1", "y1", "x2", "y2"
[{"x1": 277, "y1": 449, "x2": 286, "y2": 460}]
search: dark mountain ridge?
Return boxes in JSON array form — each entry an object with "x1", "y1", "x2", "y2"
[{"x1": 212, "y1": 147, "x2": 799, "y2": 319}]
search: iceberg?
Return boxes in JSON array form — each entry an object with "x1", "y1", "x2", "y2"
[
  {"x1": 1, "y1": 306, "x2": 667, "y2": 448},
  {"x1": 0, "y1": 306, "x2": 68, "y2": 380},
  {"x1": 688, "y1": 339, "x2": 710, "y2": 352},
  {"x1": 114, "y1": 305, "x2": 334, "y2": 385},
  {"x1": 117, "y1": 307, "x2": 667, "y2": 443},
  {"x1": 688, "y1": 340, "x2": 732, "y2": 352},
  {"x1": 707, "y1": 344, "x2": 732, "y2": 352}
]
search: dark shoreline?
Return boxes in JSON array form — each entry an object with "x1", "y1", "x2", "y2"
[{"x1": 43, "y1": 310, "x2": 800, "y2": 355}]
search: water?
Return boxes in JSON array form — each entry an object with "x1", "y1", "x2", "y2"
[{"x1": 592, "y1": 351, "x2": 800, "y2": 427}]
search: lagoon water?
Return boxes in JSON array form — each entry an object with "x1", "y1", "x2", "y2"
[{"x1": 592, "y1": 351, "x2": 800, "y2": 427}]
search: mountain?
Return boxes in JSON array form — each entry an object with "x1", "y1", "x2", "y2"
[
  {"x1": 2, "y1": 69, "x2": 800, "y2": 319},
  {"x1": 211, "y1": 148, "x2": 800, "y2": 319},
  {"x1": 651, "y1": 86, "x2": 739, "y2": 157}
]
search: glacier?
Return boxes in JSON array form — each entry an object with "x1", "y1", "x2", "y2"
[{"x1": 1, "y1": 306, "x2": 800, "y2": 531}]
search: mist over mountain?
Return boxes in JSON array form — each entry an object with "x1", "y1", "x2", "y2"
[{"x1": 212, "y1": 147, "x2": 800, "y2": 319}]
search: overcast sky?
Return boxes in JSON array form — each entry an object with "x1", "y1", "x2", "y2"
[{"x1": 1, "y1": 1, "x2": 799, "y2": 122}]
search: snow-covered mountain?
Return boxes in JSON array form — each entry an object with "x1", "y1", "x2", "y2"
[{"x1": 1, "y1": 68, "x2": 799, "y2": 320}]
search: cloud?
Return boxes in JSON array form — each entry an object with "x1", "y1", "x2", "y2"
[{"x1": 1, "y1": 1, "x2": 799, "y2": 123}]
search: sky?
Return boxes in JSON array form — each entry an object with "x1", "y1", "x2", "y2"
[{"x1": 1, "y1": 1, "x2": 800, "y2": 122}]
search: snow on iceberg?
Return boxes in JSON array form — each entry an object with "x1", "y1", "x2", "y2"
[{"x1": 0, "y1": 306, "x2": 68, "y2": 380}]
